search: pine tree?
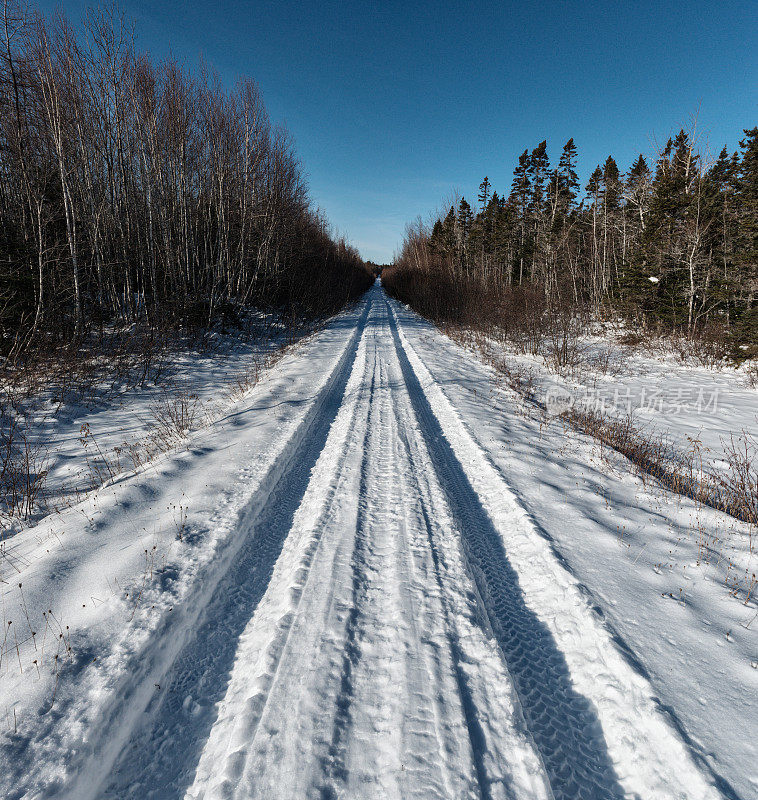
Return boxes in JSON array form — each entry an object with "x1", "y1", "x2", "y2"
[
  {"x1": 586, "y1": 166, "x2": 603, "y2": 304},
  {"x1": 707, "y1": 147, "x2": 738, "y2": 308},
  {"x1": 557, "y1": 138, "x2": 579, "y2": 212},
  {"x1": 528, "y1": 141, "x2": 550, "y2": 282},
  {"x1": 478, "y1": 176, "x2": 491, "y2": 212},
  {"x1": 477, "y1": 189, "x2": 501, "y2": 279},
  {"x1": 456, "y1": 198, "x2": 473, "y2": 275},
  {"x1": 510, "y1": 150, "x2": 531, "y2": 213},
  {"x1": 625, "y1": 154, "x2": 651, "y2": 233},
  {"x1": 732, "y1": 128, "x2": 758, "y2": 347},
  {"x1": 440, "y1": 206, "x2": 457, "y2": 255},
  {"x1": 735, "y1": 128, "x2": 758, "y2": 284},
  {"x1": 643, "y1": 130, "x2": 712, "y2": 330},
  {"x1": 484, "y1": 191, "x2": 500, "y2": 277},
  {"x1": 601, "y1": 156, "x2": 622, "y2": 291},
  {"x1": 429, "y1": 219, "x2": 444, "y2": 254},
  {"x1": 509, "y1": 150, "x2": 532, "y2": 285},
  {"x1": 618, "y1": 155, "x2": 653, "y2": 314},
  {"x1": 602, "y1": 157, "x2": 621, "y2": 210},
  {"x1": 528, "y1": 141, "x2": 550, "y2": 214},
  {"x1": 398, "y1": 124, "x2": 755, "y2": 344},
  {"x1": 585, "y1": 167, "x2": 603, "y2": 204}
]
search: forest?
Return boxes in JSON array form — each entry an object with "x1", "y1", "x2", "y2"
[
  {"x1": 0, "y1": 0, "x2": 371, "y2": 364},
  {"x1": 384, "y1": 127, "x2": 758, "y2": 360}
]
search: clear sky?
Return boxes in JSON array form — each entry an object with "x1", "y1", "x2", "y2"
[{"x1": 39, "y1": 0, "x2": 757, "y2": 263}]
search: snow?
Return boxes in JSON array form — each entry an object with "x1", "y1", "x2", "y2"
[
  {"x1": 474, "y1": 329, "x2": 758, "y2": 473},
  {"x1": 0, "y1": 282, "x2": 754, "y2": 798},
  {"x1": 1, "y1": 312, "x2": 303, "y2": 531}
]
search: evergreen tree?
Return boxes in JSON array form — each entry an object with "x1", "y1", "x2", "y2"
[
  {"x1": 585, "y1": 167, "x2": 603, "y2": 203},
  {"x1": 390, "y1": 124, "x2": 757, "y2": 347},
  {"x1": 483, "y1": 191, "x2": 501, "y2": 277},
  {"x1": 478, "y1": 190, "x2": 501, "y2": 276},
  {"x1": 478, "y1": 176, "x2": 491, "y2": 212},
  {"x1": 601, "y1": 156, "x2": 622, "y2": 290},
  {"x1": 707, "y1": 146, "x2": 738, "y2": 302},
  {"x1": 429, "y1": 207, "x2": 456, "y2": 261},
  {"x1": 510, "y1": 150, "x2": 531, "y2": 213},
  {"x1": 456, "y1": 198, "x2": 473, "y2": 274},
  {"x1": 602, "y1": 156, "x2": 621, "y2": 211},
  {"x1": 735, "y1": 128, "x2": 758, "y2": 284},
  {"x1": 528, "y1": 141, "x2": 550, "y2": 214},
  {"x1": 586, "y1": 166, "x2": 603, "y2": 303},
  {"x1": 509, "y1": 150, "x2": 532, "y2": 284},
  {"x1": 440, "y1": 206, "x2": 457, "y2": 255},
  {"x1": 428, "y1": 219, "x2": 445, "y2": 254},
  {"x1": 557, "y1": 138, "x2": 580, "y2": 212},
  {"x1": 618, "y1": 155, "x2": 653, "y2": 314},
  {"x1": 528, "y1": 141, "x2": 550, "y2": 282},
  {"x1": 625, "y1": 154, "x2": 651, "y2": 233},
  {"x1": 642, "y1": 130, "x2": 712, "y2": 329},
  {"x1": 731, "y1": 128, "x2": 758, "y2": 348}
]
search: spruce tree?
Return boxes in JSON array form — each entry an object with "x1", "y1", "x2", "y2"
[
  {"x1": 478, "y1": 176, "x2": 491, "y2": 212},
  {"x1": 528, "y1": 141, "x2": 550, "y2": 282},
  {"x1": 733, "y1": 128, "x2": 758, "y2": 349},
  {"x1": 620, "y1": 155, "x2": 653, "y2": 315},
  {"x1": 457, "y1": 198, "x2": 473, "y2": 275},
  {"x1": 510, "y1": 150, "x2": 531, "y2": 213},
  {"x1": 602, "y1": 157, "x2": 621, "y2": 210},
  {"x1": 557, "y1": 138, "x2": 580, "y2": 212},
  {"x1": 429, "y1": 219, "x2": 445, "y2": 254},
  {"x1": 509, "y1": 150, "x2": 532, "y2": 285},
  {"x1": 528, "y1": 141, "x2": 550, "y2": 214},
  {"x1": 586, "y1": 166, "x2": 603, "y2": 304},
  {"x1": 625, "y1": 154, "x2": 651, "y2": 233},
  {"x1": 707, "y1": 147, "x2": 738, "y2": 306},
  {"x1": 600, "y1": 157, "x2": 622, "y2": 294},
  {"x1": 440, "y1": 206, "x2": 457, "y2": 256},
  {"x1": 735, "y1": 128, "x2": 758, "y2": 285}
]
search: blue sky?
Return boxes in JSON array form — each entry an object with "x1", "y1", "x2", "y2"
[{"x1": 40, "y1": 0, "x2": 757, "y2": 263}]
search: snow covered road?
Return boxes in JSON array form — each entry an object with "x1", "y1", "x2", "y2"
[{"x1": 2, "y1": 284, "x2": 753, "y2": 798}]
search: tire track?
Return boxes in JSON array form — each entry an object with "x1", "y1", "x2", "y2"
[
  {"x1": 386, "y1": 297, "x2": 628, "y2": 800},
  {"x1": 318, "y1": 297, "x2": 550, "y2": 800},
  {"x1": 389, "y1": 387, "x2": 493, "y2": 800},
  {"x1": 58, "y1": 284, "x2": 723, "y2": 799},
  {"x1": 320, "y1": 304, "x2": 483, "y2": 800},
  {"x1": 184, "y1": 302, "x2": 380, "y2": 800},
  {"x1": 98, "y1": 301, "x2": 372, "y2": 800},
  {"x1": 382, "y1": 300, "x2": 552, "y2": 800},
  {"x1": 318, "y1": 360, "x2": 380, "y2": 798},
  {"x1": 387, "y1": 294, "x2": 722, "y2": 800}
]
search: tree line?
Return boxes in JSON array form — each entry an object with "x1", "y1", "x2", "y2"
[
  {"x1": 386, "y1": 125, "x2": 758, "y2": 356},
  {"x1": 0, "y1": 0, "x2": 370, "y2": 360}
]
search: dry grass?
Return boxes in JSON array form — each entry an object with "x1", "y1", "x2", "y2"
[
  {"x1": 0, "y1": 400, "x2": 49, "y2": 525},
  {"x1": 0, "y1": 324, "x2": 296, "y2": 530},
  {"x1": 387, "y1": 264, "x2": 758, "y2": 530},
  {"x1": 149, "y1": 391, "x2": 201, "y2": 446},
  {"x1": 453, "y1": 322, "x2": 758, "y2": 547},
  {"x1": 565, "y1": 410, "x2": 758, "y2": 529}
]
